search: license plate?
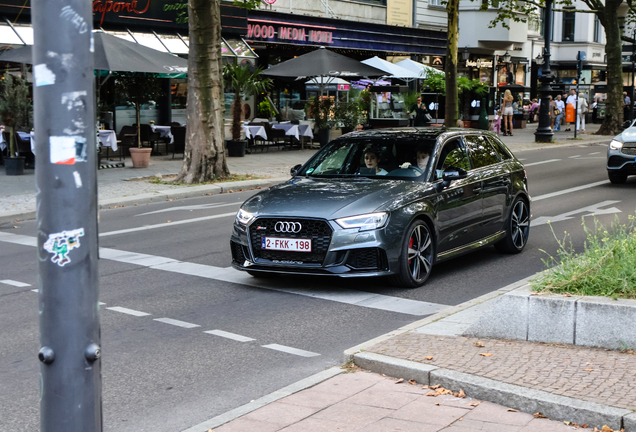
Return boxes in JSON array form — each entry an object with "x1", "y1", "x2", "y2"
[{"x1": 261, "y1": 237, "x2": 312, "y2": 252}]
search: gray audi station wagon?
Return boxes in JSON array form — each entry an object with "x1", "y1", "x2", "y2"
[{"x1": 230, "y1": 128, "x2": 530, "y2": 288}]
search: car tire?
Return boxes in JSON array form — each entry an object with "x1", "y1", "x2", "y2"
[
  {"x1": 608, "y1": 172, "x2": 627, "y2": 184},
  {"x1": 495, "y1": 197, "x2": 530, "y2": 254},
  {"x1": 247, "y1": 270, "x2": 278, "y2": 278},
  {"x1": 389, "y1": 219, "x2": 435, "y2": 288}
]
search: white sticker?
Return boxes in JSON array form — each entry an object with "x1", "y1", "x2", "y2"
[
  {"x1": 73, "y1": 171, "x2": 82, "y2": 188},
  {"x1": 34, "y1": 64, "x2": 56, "y2": 87},
  {"x1": 50, "y1": 136, "x2": 76, "y2": 165},
  {"x1": 43, "y1": 228, "x2": 84, "y2": 267},
  {"x1": 61, "y1": 91, "x2": 87, "y2": 110}
]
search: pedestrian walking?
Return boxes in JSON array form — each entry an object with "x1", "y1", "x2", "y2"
[
  {"x1": 549, "y1": 96, "x2": 557, "y2": 130},
  {"x1": 624, "y1": 92, "x2": 631, "y2": 121},
  {"x1": 554, "y1": 95, "x2": 565, "y2": 131},
  {"x1": 577, "y1": 92, "x2": 588, "y2": 132},
  {"x1": 502, "y1": 89, "x2": 514, "y2": 136},
  {"x1": 565, "y1": 89, "x2": 576, "y2": 131}
]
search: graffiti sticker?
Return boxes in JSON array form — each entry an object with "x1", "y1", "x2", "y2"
[{"x1": 43, "y1": 228, "x2": 85, "y2": 266}]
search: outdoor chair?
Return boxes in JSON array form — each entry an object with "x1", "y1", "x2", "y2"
[
  {"x1": 265, "y1": 122, "x2": 287, "y2": 150},
  {"x1": 247, "y1": 121, "x2": 268, "y2": 152},
  {"x1": 170, "y1": 126, "x2": 186, "y2": 159},
  {"x1": 14, "y1": 131, "x2": 35, "y2": 168},
  {"x1": 140, "y1": 124, "x2": 161, "y2": 154},
  {"x1": 118, "y1": 125, "x2": 138, "y2": 159}
]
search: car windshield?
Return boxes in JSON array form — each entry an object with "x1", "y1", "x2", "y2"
[{"x1": 298, "y1": 138, "x2": 437, "y2": 180}]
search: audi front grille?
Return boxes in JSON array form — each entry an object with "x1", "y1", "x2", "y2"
[{"x1": 249, "y1": 218, "x2": 333, "y2": 265}]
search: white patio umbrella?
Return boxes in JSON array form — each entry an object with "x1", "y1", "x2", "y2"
[
  {"x1": 395, "y1": 58, "x2": 439, "y2": 79},
  {"x1": 361, "y1": 56, "x2": 421, "y2": 81}
]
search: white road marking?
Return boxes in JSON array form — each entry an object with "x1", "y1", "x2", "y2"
[
  {"x1": 0, "y1": 279, "x2": 30, "y2": 287},
  {"x1": 568, "y1": 155, "x2": 581, "y2": 158},
  {"x1": 517, "y1": 158, "x2": 527, "y2": 161},
  {"x1": 532, "y1": 180, "x2": 609, "y2": 202},
  {"x1": 154, "y1": 317, "x2": 200, "y2": 328},
  {"x1": 31, "y1": 289, "x2": 38, "y2": 293},
  {"x1": 0, "y1": 232, "x2": 36, "y2": 246},
  {"x1": 99, "y1": 212, "x2": 237, "y2": 237},
  {"x1": 523, "y1": 159, "x2": 561, "y2": 167},
  {"x1": 204, "y1": 330, "x2": 255, "y2": 342},
  {"x1": 106, "y1": 306, "x2": 151, "y2": 317},
  {"x1": 531, "y1": 200, "x2": 621, "y2": 227},
  {"x1": 262, "y1": 344, "x2": 320, "y2": 357},
  {"x1": 0, "y1": 232, "x2": 450, "y2": 316},
  {"x1": 136, "y1": 202, "x2": 242, "y2": 216},
  {"x1": 589, "y1": 152, "x2": 600, "y2": 155}
]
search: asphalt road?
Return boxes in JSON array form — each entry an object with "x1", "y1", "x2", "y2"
[{"x1": 1, "y1": 141, "x2": 635, "y2": 432}]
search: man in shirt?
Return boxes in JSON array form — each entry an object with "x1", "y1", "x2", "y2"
[
  {"x1": 565, "y1": 89, "x2": 577, "y2": 131},
  {"x1": 554, "y1": 94, "x2": 565, "y2": 131},
  {"x1": 624, "y1": 92, "x2": 632, "y2": 121}
]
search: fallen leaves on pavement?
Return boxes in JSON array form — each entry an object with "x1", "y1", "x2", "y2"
[
  {"x1": 584, "y1": 368, "x2": 594, "y2": 371},
  {"x1": 479, "y1": 353, "x2": 493, "y2": 357},
  {"x1": 533, "y1": 413, "x2": 547, "y2": 418},
  {"x1": 474, "y1": 342, "x2": 485, "y2": 347},
  {"x1": 425, "y1": 356, "x2": 434, "y2": 360},
  {"x1": 592, "y1": 426, "x2": 624, "y2": 432},
  {"x1": 395, "y1": 378, "x2": 404, "y2": 384},
  {"x1": 408, "y1": 379, "x2": 417, "y2": 385},
  {"x1": 469, "y1": 402, "x2": 481, "y2": 407},
  {"x1": 507, "y1": 408, "x2": 519, "y2": 412}
]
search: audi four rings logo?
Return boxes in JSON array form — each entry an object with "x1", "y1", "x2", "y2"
[{"x1": 275, "y1": 222, "x2": 302, "y2": 233}]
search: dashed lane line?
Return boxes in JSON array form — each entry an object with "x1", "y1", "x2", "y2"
[
  {"x1": 532, "y1": 180, "x2": 609, "y2": 202},
  {"x1": 523, "y1": 159, "x2": 561, "y2": 167},
  {"x1": 106, "y1": 306, "x2": 151, "y2": 317},
  {"x1": 262, "y1": 344, "x2": 320, "y2": 358},
  {"x1": 99, "y1": 212, "x2": 237, "y2": 237},
  {"x1": 154, "y1": 317, "x2": 201, "y2": 328},
  {"x1": 0, "y1": 279, "x2": 31, "y2": 287},
  {"x1": 204, "y1": 330, "x2": 256, "y2": 342}
]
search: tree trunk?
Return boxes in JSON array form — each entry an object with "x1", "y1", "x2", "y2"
[
  {"x1": 596, "y1": 0, "x2": 623, "y2": 135},
  {"x1": 136, "y1": 103, "x2": 142, "y2": 148},
  {"x1": 232, "y1": 91, "x2": 242, "y2": 141},
  {"x1": 445, "y1": 0, "x2": 459, "y2": 128},
  {"x1": 176, "y1": 0, "x2": 229, "y2": 183}
]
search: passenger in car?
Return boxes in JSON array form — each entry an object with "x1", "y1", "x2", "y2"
[
  {"x1": 416, "y1": 146, "x2": 431, "y2": 170},
  {"x1": 364, "y1": 148, "x2": 388, "y2": 175}
]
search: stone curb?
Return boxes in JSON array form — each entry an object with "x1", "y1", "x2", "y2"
[
  {"x1": 507, "y1": 137, "x2": 610, "y2": 153},
  {"x1": 0, "y1": 177, "x2": 288, "y2": 225},
  {"x1": 179, "y1": 366, "x2": 344, "y2": 432},
  {"x1": 352, "y1": 352, "x2": 631, "y2": 430},
  {"x1": 352, "y1": 354, "x2": 631, "y2": 430}
]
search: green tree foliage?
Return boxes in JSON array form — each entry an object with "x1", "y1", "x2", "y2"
[
  {"x1": 0, "y1": 73, "x2": 31, "y2": 157},
  {"x1": 334, "y1": 100, "x2": 363, "y2": 130},
  {"x1": 310, "y1": 96, "x2": 335, "y2": 131},
  {"x1": 223, "y1": 63, "x2": 272, "y2": 141},
  {"x1": 113, "y1": 72, "x2": 163, "y2": 148}
]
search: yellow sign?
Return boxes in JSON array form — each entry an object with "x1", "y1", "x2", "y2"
[{"x1": 386, "y1": 0, "x2": 413, "y2": 27}]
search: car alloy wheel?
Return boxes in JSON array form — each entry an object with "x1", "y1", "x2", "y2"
[
  {"x1": 495, "y1": 198, "x2": 529, "y2": 254},
  {"x1": 391, "y1": 220, "x2": 434, "y2": 288}
]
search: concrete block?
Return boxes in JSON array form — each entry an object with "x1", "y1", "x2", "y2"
[
  {"x1": 353, "y1": 352, "x2": 438, "y2": 386},
  {"x1": 462, "y1": 287, "x2": 530, "y2": 340},
  {"x1": 576, "y1": 296, "x2": 636, "y2": 350},
  {"x1": 527, "y1": 295, "x2": 577, "y2": 344},
  {"x1": 430, "y1": 369, "x2": 630, "y2": 431},
  {"x1": 622, "y1": 412, "x2": 636, "y2": 432}
]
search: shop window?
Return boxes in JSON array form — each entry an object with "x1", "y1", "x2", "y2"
[
  {"x1": 562, "y1": 12, "x2": 575, "y2": 42},
  {"x1": 429, "y1": 0, "x2": 442, "y2": 6}
]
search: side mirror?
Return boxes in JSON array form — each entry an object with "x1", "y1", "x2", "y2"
[
  {"x1": 290, "y1": 164, "x2": 302, "y2": 177},
  {"x1": 439, "y1": 167, "x2": 467, "y2": 190}
]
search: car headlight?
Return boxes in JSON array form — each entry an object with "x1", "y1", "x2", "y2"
[
  {"x1": 236, "y1": 209, "x2": 254, "y2": 225},
  {"x1": 335, "y1": 212, "x2": 388, "y2": 231},
  {"x1": 610, "y1": 140, "x2": 624, "y2": 150}
]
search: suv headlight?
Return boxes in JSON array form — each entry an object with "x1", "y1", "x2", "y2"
[
  {"x1": 236, "y1": 209, "x2": 254, "y2": 226},
  {"x1": 335, "y1": 212, "x2": 388, "y2": 231},
  {"x1": 610, "y1": 140, "x2": 624, "y2": 150}
]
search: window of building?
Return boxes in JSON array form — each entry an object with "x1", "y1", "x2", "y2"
[
  {"x1": 562, "y1": 11, "x2": 575, "y2": 42},
  {"x1": 594, "y1": 15, "x2": 601, "y2": 42},
  {"x1": 429, "y1": 0, "x2": 442, "y2": 6},
  {"x1": 540, "y1": 8, "x2": 555, "y2": 41}
]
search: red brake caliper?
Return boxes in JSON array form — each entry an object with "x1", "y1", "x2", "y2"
[{"x1": 408, "y1": 238, "x2": 414, "y2": 264}]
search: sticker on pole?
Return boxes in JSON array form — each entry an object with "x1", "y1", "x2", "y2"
[
  {"x1": 49, "y1": 136, "x2": 87, "y2": 164},
  {"x1": 43, "y1": 228, "x2": 85, "y2": 267}
]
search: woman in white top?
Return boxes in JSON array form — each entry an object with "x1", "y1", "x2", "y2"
[
  {"x1": 577, "y1": 93, "x2": 588, "y2": 132},
  {"x1": 502, "y1": 90, "x2": 514, "y2": 136},
  {"x1": 364, "y1": 149, "x2": 388, "y2": 175}
]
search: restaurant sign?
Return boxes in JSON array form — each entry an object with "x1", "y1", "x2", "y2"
[
  {"x1": 466, "y1": 58, "x2": 493, "y2": 68},
  {"x1": 247, "y1": 21, "x2": 334, "y2": 44}
]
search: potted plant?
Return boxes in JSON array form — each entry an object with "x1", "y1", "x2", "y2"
[
  {"x1": 423, "y1": 70, "x2": 445, "y2": 125},
  {"x1": 114, "y1": 72, "x2": 163, "y2": 168},
  {"x1": 0, "y1": 73, "x2": 31, "y2": 175},
  {"x1": 334, "y1": 100, "x2": 363, "y2": 135},
  {"x1": 310, "y1": 96, "x2": 335, "y2": 147},
  {"x1": 257, "y1": 99, "x2": 274, "y2": 120},
  {"x1": 223, "y1": 63, "x2": 272, "y2": 157}
]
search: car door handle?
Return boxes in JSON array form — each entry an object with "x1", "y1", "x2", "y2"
[{"x1": 473, "y1": 187, "x2": 482, "y2": 194}]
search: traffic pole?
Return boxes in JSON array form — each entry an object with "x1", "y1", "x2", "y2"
[{"x1": 32, "y1": 1, "x2": 102, "y2": 431}]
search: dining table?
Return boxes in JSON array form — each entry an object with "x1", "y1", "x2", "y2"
[
  {"x1": 271, "y1": 123, "x2": 314, "y2": 149},
  {"x1": 242, "y1": 125, "x2": 268, "y2": 140},
  {"x1": 98, "y1": 130, "x2": 118, "y2": 151},
  {"x1": 151, "y1": 125, "x2": 174, "y2": 144}
]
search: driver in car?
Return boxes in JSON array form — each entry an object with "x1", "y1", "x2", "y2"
[{"x1": 400, "y1": 145, "x2": 430, "y2": 172}]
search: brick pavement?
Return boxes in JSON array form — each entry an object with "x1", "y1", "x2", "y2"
[
  {"x1": 368, "y1": 332, "x2": 636, "y2": 412},
  {"x1": 214, "y1": 371, "x2": 589, "y2": 431}
]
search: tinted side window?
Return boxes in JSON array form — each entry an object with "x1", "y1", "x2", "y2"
[
  {"x1": 434, "y1": 139, "x2": 470, "y2": 179},
  {"x1": 464, "y1": 135, "x2": 500, "y2": 168},
  {"x1": 486, "y1": 136, "x2": 512, "y2": 160}
]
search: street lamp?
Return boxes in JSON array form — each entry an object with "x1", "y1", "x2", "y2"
[
  {"x1": 502, "y1": 51, "x2": 511, "y2": 63},
  {"x1": 535, "y1": 0, "x2": 554, "y2": 142},
  {"x1": 462, "y1": 46, "x2": 470, "y2": 62}
]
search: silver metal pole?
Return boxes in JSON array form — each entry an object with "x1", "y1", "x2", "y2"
[{"x1": 32, "y1": 0, "x2": 102, "y2": 430}]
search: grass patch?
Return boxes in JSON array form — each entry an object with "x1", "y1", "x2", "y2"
[
  {"x1": 531, "y1": 215, "x2": 636, "y2": 299},
  {"x1": 131, "y1": 173, "x2": 265, "y2": 186}
]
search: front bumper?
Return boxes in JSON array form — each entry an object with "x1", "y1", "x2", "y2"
[
  {"x1": 607, "y1": 145, "x2": 636, "y2": 175},
  {"x1": 230, "y1": 216, "x2": 397, "y2": 277}
]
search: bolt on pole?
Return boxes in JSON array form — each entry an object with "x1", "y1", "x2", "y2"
[{"x1": 32, "y1": 1, "x2": 102, "y2": 431}]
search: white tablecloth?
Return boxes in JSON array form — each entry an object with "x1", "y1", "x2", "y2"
[
  {"x1": 99, "y1": 130, "x2": 118, "y2": 151},
  {"x1": 151, "y1": 125, "x2": 174, "y2": 144},
  {"x1": 272, "y1": 124, "x2": 314, "y2": 140},
  {"x1": 242, "y1": 125, "x2": 267, "y2": 140}
]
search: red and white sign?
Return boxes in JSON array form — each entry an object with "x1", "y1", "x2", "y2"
[
  {"x1": 263, "y1": 0, "x2": 277, "y2": 4},
  {"x1": 247, "y1": 21, "x2": 334, "y2": 44}
]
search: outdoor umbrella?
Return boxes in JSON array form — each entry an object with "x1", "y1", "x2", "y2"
[
  {"x1": 361, "y1": 56, "x2": 421, "y2": 81},
  {"x1": 0, "y1": 31, "x2": 187, "y2": 74},
  {"x1": 395, "y1": 58, "x2": 438, "y2": 80}
]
